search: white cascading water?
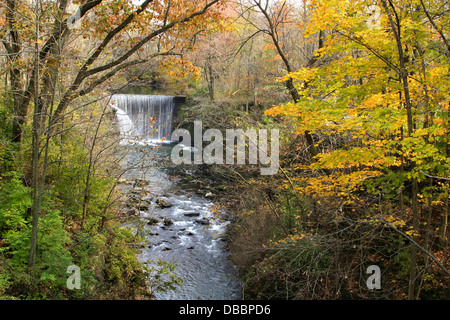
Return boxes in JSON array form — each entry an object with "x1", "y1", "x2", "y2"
[
  {"x1": 110, "y1": 94, "x2": 175, "y2": 144},
  {"x1": 111, "y1": 103, "x2": 136, "y2": 140}
]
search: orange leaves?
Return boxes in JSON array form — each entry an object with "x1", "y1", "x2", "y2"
[{"x1": 159, "y1": 56, "x2": 201, "y2": 83}]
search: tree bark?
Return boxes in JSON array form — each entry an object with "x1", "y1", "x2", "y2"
[
  {"x1": 27, "y1": 0, "x2": 43, "y2": 272},
  {"x1": 441, "y1": 195, "x2": 449, "y2": 247},
  {"x1": 381, "y1": 0, "x2": 418, "y2": 300},
  {"x1": 51, "y1": 0, "x2": 220, "y2": 126},
  {"x1": 253, "y1": 0, "x2": 319, "y2": 158},
  {"x1": 3, "y1": 0, "x2": 26, "y2": 143},
  {"x1": 206, "y1": 62, "x2": 215, "y2": 102}
]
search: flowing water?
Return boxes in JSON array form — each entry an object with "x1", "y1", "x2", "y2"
[
  {"x1": 111, "y1": 94, "x2": 174, "y2": 143},
  {"x1": 111, "y1": 94, "x2": 242, "y2": 300}
]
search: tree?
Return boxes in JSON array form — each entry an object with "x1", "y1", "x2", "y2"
[
  {"x1": 1, "y1": 0, "x2": 228, "y2": 271},
  {"x1": 236, "y1": 0, "x2": 323, "y2": 157},
  {"x1": 265, "y1": 0, "x2": 450, "y2": 299}
]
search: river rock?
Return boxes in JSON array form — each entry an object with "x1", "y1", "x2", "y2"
[
  {"x1": 135, "y1": 179, "x2": 150, "y2": 187},
  {"x1": 131, "y1": 186, "x2": 150, "y2": 194},
  {"x1": 205, "y1": 192, "x2": 215, "y2": 199},
  {"x1": 184, "y1": 212, "x2": 200, "y2": 217},
  {"x1": 156, "y1": 198, "x2": 173, "y2": 208},
  {"x1": 195, "y1": 218, "x2": 210, "y2": 225},
  {"x1": 136, "y1": 200, "x2": 151, "y2": 211},
  {"x1": 145, "y1": 217, "x2": 159, "y2": 225},
  {"x1": 163, "y1": 218, "x2": 173, "y2": 226},
  {"x1": 126, "y1": 195, "x2": 148, "y2": 205},
  {"x1": 126, "y1": 198, "x2": 151, "y2": 211},
  {"x1": 117, "y1": 178, "x2": 134, "y2": 185},
  {"x1": 124, "y1": 207, "x2": 138, "y2": 216}
]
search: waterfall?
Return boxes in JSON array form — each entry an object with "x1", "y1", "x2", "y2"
[{"x1": 111, "y1": 94, "x2": 175, "y2": 144}]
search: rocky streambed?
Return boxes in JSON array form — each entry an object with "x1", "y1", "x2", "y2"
[{"x1": 115, "y1": 145, "x2": 242, "y2": 300}]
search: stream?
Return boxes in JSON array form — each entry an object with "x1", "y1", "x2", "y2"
[{"x1": 112, "y1": 95, "x2": 242, "y2": 300}]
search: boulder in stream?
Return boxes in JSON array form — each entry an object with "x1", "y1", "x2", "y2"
[
  {"x1": 136, "y1": 200, "x2": 151, "y2": 211},
  {"x1": 195, "y1": 218, "x2": 210, "y2": 226},
  {"x1": 135, "y1": 179, "x2": 150, "y2": 187},
  {"x1": 156, "y1": 198, "x2": 173, "y2": 208},
  {"x1": 184, "y1": 212, "x2": 201, "y2": 217},
  {"x1": 145, "y1": 217, "x2": 159, "y2": 225},
  {"x1": 131, "y1": 186, "x2": 151, "y2": 195},
  {"x1": 163, "y1": 218, "x2": 173, "y2": 226},
  {"x1": 117, "y1": 178, "x2": 134, "y2": 185},
  {"x1": 126, "y1": 196, "x2": 151, "y2": 210},
  {"x1": 124, "y1": 207, "x2": 138, "y2": 216}
]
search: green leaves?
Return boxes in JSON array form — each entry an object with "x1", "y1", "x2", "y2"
[
  {"x1": 0, "y1": 172, "x2": 31, "y2": 236},
  {"x1": 5, "y1": 208, "x2": 72, "y2": 270}
]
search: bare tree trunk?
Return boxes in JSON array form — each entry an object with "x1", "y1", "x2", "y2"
[
  {"x1": 81, "y1": 102, "x2": 110, "y2": 231},
  {"x1": 408, "y1": 179, "x2": 420, "y2": 300},
  {"x1": 252, "y1": 0, "x2": 319, "y2": 158},
  {"x1": 207, "y1": 63, "x2": 215, "y2": 102},
  {"x1": 27, "y1": 0, "x2": 42, "y2": 272},
  {"x1": 26, "y1": 0, "x2": 67, "y2": 272},
  {"x1": 441, "y1": 194, "x2": 449, "y2": 247},
  {"x1": 441, "y1": 124, "x2": 450, "y2": 246},
  {"x1": 3, "y1": 0, "x2": 25, "y2": 143},
  {"x1": 380, "y1": 0, "x2": 418, "y2": 299},
  {"x1": 419, "y1": 0, "x2": 450, "y2": 56}
]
